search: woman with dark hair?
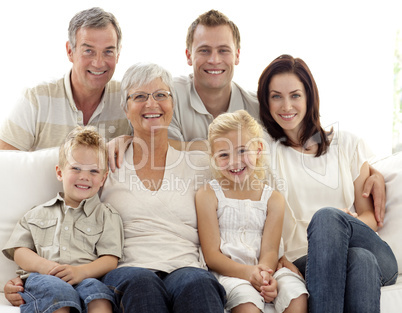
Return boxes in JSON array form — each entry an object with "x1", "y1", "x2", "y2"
[{"x1": 258, "y1": 54, "x2": 397, "y2": 313}]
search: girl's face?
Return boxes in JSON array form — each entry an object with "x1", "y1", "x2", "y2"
[
  {"x1": 211, "y1": 128, "x2": 262, "y2": 185},
  {"x1": 268, "y1": 72, "x2": 307, "y2": 143}
]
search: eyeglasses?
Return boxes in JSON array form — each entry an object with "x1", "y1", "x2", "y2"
[{"x1": 127, "y1": 90, "x2": 172, "y2": 102}]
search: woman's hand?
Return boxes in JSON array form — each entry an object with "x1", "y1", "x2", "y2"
[
  {"x1": 4, "y1": 277, "x2": 25, "y2": 306},
  {"x1": 363, "y1": 165, "x2": 386, "y2": 227},
  {"x1": 338, "y1": 207, "x2": 358, "y2": 218},
  {"x1": 277, "y1": 255, "x2": 303, "y2": 278}
]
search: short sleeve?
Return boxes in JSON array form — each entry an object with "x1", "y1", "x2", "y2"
[
  {"x1": 0, "y1": 89, "x2": 38, "y2": 150},
  {"x1": 2, "y1": 214, "x2": 36, "y2": 260},
  {"x1": 95, "y1": 204, "x2": 124, "y2": 259},
  {"x1": 349, "y1": 135, "x2": 375, "y2": 181}
]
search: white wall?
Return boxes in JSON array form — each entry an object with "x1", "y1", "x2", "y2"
[{"x1": 1, "y1": 0, "x2": 400, "y2": 157}]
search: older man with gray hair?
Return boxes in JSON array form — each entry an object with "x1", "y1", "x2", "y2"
[{"x1": 0, "y1": 7, "x2": 131, "y2": 151}]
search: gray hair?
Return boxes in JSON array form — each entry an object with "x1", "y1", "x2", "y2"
[
  {"x1": 120, "y1": 62, "x2": 175, "y2": 112},
  {"x1": 68, "y1": 7, "x2": 122, "y2": 52}
]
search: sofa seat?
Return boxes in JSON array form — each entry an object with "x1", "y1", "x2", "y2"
[{"x1": 1, "y1": 149, "x2": 402, "y2": 312}]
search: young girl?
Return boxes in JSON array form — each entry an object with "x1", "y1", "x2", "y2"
[
  {"x1": 257, "y1": 54, "x2": 398, "y2": 312},
  {"x1": 196, "y1": 110, "x2": 308, "y2": 313}
]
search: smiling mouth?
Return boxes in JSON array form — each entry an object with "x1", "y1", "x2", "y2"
[
  {"x1": 229, "y1": 167, "x2": 245, "y2": 174},
  {"x1": 143, "y1": 114, "x2": 162, "y2": 119},
  {"x1": 88, "y1": 70, "x2": 106, "y2": 76},
  {"x1": 205, "y1": 70, "x2": 224, "y2": 75},
  {"x1": 76, "y1": 185, "x2": 90, "y2": 189},
  {"x1": 279, "y1": 114, "x2": 297, "y2": 120}
]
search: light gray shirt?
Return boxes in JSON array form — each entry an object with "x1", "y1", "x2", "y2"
[{"x1": 169, "y1": 74, "x2": 260, "y2": 142}]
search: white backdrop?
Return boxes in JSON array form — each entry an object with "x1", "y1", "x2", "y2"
[{"x1": 0, "y1": 0, "x2": 400, "y2": 157}]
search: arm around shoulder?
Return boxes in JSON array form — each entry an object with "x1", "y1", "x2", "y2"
[{"x1": 0, "y1": 139, "x2": 19, "y2": 150}]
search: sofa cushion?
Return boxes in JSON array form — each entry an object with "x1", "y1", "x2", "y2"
[
  {"x1": 0, "y1": 148, "x2": 401, "y2": 290},
  {"x1": 0, "y1": 148, "x2": 62, "y2": 288},
  {"x1": 374, "y1": 152, "x2": 402, "y2": 274}
]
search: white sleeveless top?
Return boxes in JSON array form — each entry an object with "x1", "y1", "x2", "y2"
[{"x1": 208, "y1": 179, "x2": 277, "y2": 265}]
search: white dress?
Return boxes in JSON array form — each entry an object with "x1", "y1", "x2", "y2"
[{"x1": 209, "y1": 180, "x2": 308, "y2": 313}]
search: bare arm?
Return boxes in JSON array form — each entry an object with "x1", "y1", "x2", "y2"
[
  {"x1": 362, "y1": 164, "x2": 386, "y2": 227},
  {"x1": 354, "y1": 162, "x2": 378, "y2": 231},
  {"x1": 0, "y1": 139, "x2": 19, "y2": 150},
  {"x1": 48, "y1": 255, "x2": 118, "y2": 285},
  {"x1": 258, "y1": 190, "x2": 285, "y2": 302},
  {"x1": 107, "y1": 135, "x2": 133, "y2": 172},
  {"x1": 259, "y1": 190, "x2": 285, "y2": 271},
  {"x1": 14, "y1": 247, "x2": 60, "y2": 275},
  {"x1": 196, "y1": 186, "x2": 271, "y2": 283}
]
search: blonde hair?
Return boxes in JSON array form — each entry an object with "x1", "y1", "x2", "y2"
[
  {"x1": 59, "y1": 126, "x2": 108, "y2": 171},
  {"x1": 208, "y1": 110, "x2": 265, "y2": 179}
]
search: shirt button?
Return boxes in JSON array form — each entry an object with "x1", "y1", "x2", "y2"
[
  {"x1": 87, "y1": 228, "x2": 91, "y2": 232},
  {"x1": 40, "y1": 222, "x2": 44, "y2": 226},
  {"x1": 64, "y1": 226, "x2": 69, "y2": 231},
  {"x1": 62, "y1": 247, "x2": 67, "y2": 251}
]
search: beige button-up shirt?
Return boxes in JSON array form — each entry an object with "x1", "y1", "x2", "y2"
[{"x1": 3, "y1": 193, "x2": 124, "y2": 277}]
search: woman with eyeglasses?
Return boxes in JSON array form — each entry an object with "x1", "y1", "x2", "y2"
[
  {"x1": 99, "y1": 62, "x2": 225, "y2": 312},
  {"x1": 258, "y1": 54, "x2": 397, "y2": 313}
]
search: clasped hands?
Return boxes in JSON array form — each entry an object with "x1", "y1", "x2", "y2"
[{"x1": 248, "y1": 265, "x2": 278, "y2": 303}]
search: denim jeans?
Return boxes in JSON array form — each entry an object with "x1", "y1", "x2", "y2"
[
  {"x1": 19, "y1": 273, "x2": 115, "y2": 313},
  {"x1": 294, "y1": 207, "x2": 397, "y2": 313},
  {"x1": 102, "y1": 266, "x2": 226, "y2": 313}
]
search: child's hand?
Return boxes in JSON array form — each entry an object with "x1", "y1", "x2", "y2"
[
  {"x1": 247, "y1": 265, "x2": 271, "y2": 290},
  {"x1": 40, "y1": 260, "x2": 60, "y2": 276},
  {"x1": 260, "y1": 273, "x2": 278, "y2": 303},
  {"x1": 48, "y1": 264, "x2": 85, "y2": 285}
]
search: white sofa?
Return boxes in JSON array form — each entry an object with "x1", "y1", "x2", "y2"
[{"x1": 0, "y1": 148, "x2": 401, "y2": 312}]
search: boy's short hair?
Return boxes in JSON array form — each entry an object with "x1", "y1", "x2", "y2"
[{"x1": 59, "y1": 126, "x2": 108, "y2": 171}]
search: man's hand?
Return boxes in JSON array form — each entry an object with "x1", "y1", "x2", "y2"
[
  {"x1": 363, "y1": 165, "x2": 386, "y2": 227},
  {"x1": 107, "y1": 135, "x2": 133, "y2": 172},
  {"x1": 4, "y1": 277, "x2": 25, "y2": 306}
]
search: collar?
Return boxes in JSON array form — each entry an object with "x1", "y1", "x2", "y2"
[
  {"x1": 64, "y1": 69, "x2": 107, "y2": 115},
  {"x1": 44, "y1": 192, "x2": 102, "y2": 216},
  {"x1": 188, "y1": 74, "x2": 244, "y2": 115}
]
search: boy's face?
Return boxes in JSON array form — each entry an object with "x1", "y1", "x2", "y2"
[{"x1": 56, "y1": 146, "x2": 108, "y2": 208}]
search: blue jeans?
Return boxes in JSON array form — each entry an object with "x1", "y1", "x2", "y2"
[
  {"x1": 294, "y1": 207, "x2": 397, "y2": 313},
  {"x1": 102, "y1": 266, "x2": 226, "y2": 313},
  {"x1": 19, "y1": 273, "x2": 115, "y2": 313}
]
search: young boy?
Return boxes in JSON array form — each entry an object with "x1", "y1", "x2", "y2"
[{"x1": 2, "y1": 126, "x2": 124, "y2": 313}]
